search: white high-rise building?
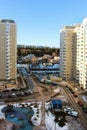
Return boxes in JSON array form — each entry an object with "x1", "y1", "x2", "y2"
[
  {"x1": 0, "y1": 19, "x2": 17, "y2": 80},
  {"x1": 60, "y1": 18, "x2": 87, "y2": 89}
]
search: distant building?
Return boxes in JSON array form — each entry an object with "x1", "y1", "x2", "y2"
[
  {"x1": 23, "y1": 54, "x2": 37, "y2": 64},
  {"x1": 60, "y1": 18, "x2": 87, "y2": 89},
  {"x1": 0, "y1": 19, "x2": 17, "y2": 80},
  {"x1": 51, "y1": 100, "x2": 62, "y2": 109}
]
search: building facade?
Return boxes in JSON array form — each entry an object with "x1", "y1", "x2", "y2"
[
  {"x1": 60, "y1": 18, "x2": 87, "y2": 89},
  {"x1": 0, "y1": 19, "x2": 17, "y2": 80},
  {"x1": 60, "y1": 26, "x2": 75, "y2": 80}
]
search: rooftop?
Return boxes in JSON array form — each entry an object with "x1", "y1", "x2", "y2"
[{"x1": 1, "y1": 19, "x2": 15, "y2": 23}]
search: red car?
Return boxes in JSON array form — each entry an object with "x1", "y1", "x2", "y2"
[
  {"x1": 73, "y1": 93, "x2": 78, "y2": 98},
  {"x1": 78, "y1": 100, "x2": 83, "y2": 106}
]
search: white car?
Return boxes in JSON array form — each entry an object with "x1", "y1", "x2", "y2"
[
  {"x1": 68, "y1": 110, "x2": 78, "y2": 117},
  {"x1": 64, "y1": 107, "x2": 73, "y2": 112},
  {"x1": 64, "y1": 106, "x2": 78, "y2": 117}
]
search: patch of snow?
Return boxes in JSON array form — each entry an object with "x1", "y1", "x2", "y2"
[
  {"x1": 54, "y1": 88, "x2": 61, "y2": 93},
  {"x1": 0, "y1": 104, "x2": 6, "y2": 119},
  {"x1": 31, "y1": 102, "x2": 42, "y2": 126},
  {"x1": 45, "y1": 102, "x2": 51, "y2": 110},
  {"x1": 45, "y1": 111, "x2": 69, "y2": 130}
]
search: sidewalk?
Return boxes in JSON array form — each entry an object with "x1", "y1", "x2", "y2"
[{"x1": 32, "y1": 79, "x2": 48, "y2": 130}]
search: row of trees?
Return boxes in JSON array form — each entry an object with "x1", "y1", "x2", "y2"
[{"x1": 17, "y1": 45, "x2": 60, "y2": 57}]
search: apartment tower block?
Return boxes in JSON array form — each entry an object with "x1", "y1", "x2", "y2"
[
  {"x1": 60, "y1": 18, "x2": 87, "y2": 89},
  {"x1": 0, "y1": 19, "x2": 17, "y2": 80}
]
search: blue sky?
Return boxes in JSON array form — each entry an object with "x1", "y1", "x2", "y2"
[{"x1": 0, "y1": 0, "x2": 87, "y2": 48}]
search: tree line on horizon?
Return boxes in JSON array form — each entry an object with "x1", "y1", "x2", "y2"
[{"x1": 17, "y1": 45, "x2": 60, "y2": 57}]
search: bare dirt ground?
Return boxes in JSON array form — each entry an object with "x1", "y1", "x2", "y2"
[
  {"x1": 0, "y1": 120, "x2": 13, "y2": 130},
  {"x1": 0, "y1": 76, "x2": 86, "y2": 130},
  {"x1": 32, "y1": 77, "x2": 85, "y2": 130}
]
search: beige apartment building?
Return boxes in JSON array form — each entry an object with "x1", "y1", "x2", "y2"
[
  {"x1": 60, "y1": 18, "x2": 87, "y2": 89},
  {"x1": 0, "y1": 19, "x2": 17, "y2": 80}
]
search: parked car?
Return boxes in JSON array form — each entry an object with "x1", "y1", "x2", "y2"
[
  {"x1": 68, "y1": 110, "x2": 78, "y2": 117},
  {"x1": 24, "y1": 91, "x2": 29, "y2": 95},
  {"x1": 2, "y1": 89, "x2": 10, "y2": 92},
  {"x1": 20, "y1": 88, "x2": 26, "y2": 91},
  {"x1": 51, "y1": 82, "x2": 57, "y2": 86},
  {"x1": 64, "y1": 106, "x2": 78, "y2": 117},
  {"x1": 27, "y1": 90, "x2": 33, "y2": 94},
  {"x1": 11, "y1": 88, "x2": 19, "y2": 92},
  {"x1": 20, "y1": 92, "x2": 24, "y2": 96},
  {"x1": 11, "y1": 93, "x2": 16, "y2": 97},
  {"x1": 69, "y1": 88, "x2": 72, "y2": 91},
  {"x1": 70, "y1": 90, "x2": 75, "y2": 94},
  {"x1": 73, "y1": 93, "x2": 78, "y2": 98},
  {"x1": 64, "y1": 106, "x2": 74, "y2": 112},
  {"x1": 65, "y1": 85, "x2": 68, "y2": 88},
  {"x1": 78, "y1": 100, "x2": 83, "y2": 106},
  {"x1": 16, "y1": 93, "x2": 21, "y2": 96}
]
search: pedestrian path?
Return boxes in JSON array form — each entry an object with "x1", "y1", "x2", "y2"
[{"x1": 32, "y1": 79, "x2": 48, "y2": 130}]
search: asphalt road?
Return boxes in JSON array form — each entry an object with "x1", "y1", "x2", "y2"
[{"x1": 58, "y1": 82, "x2": 87, "y2": 130}]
